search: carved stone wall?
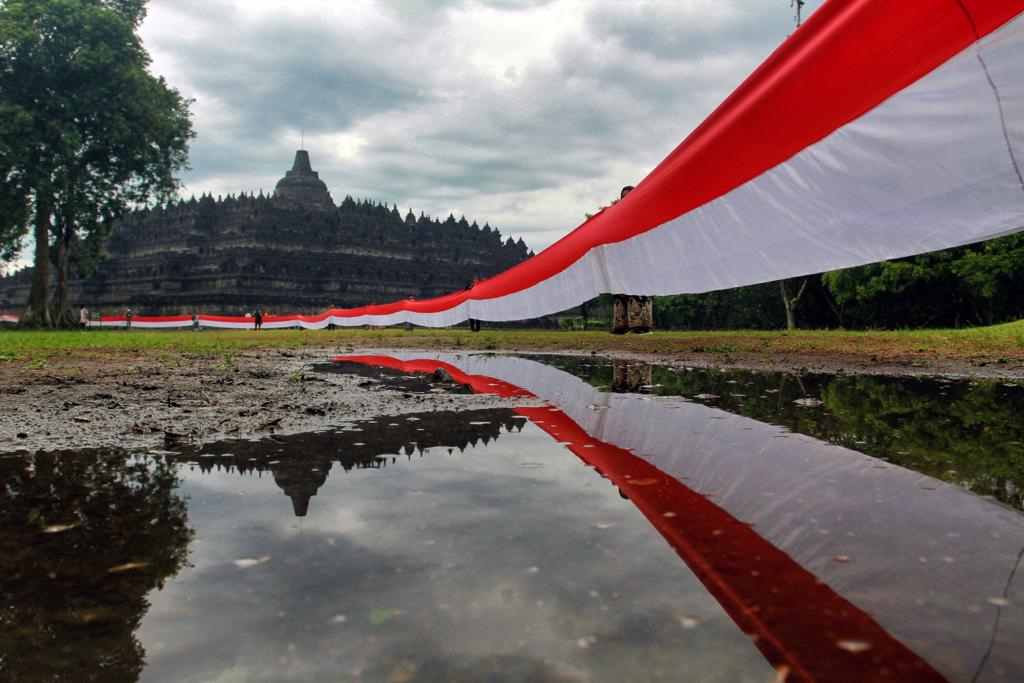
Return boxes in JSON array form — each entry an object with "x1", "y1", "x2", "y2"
[{"x1": 0, "y1": 151, "x2": 531, "y2": 316}]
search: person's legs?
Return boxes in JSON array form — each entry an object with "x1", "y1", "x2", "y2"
[
  {"x1": 611, "y1": 294, "x2": 628, "y2": 334},
  {"x1": 629, "y1": 296, "x2": 653, "y2": 334}
]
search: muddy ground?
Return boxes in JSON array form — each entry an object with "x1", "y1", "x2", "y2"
[
  {"x1": 0, "y1": 348, "x2": 541, "y2": 453},
  {"x1": 2, "y1": 345, "x2": 1022, "y2": 453}
]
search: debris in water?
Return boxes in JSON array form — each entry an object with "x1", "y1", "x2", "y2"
[
  {"x1": 678, "y1": 615, "x2": 702, "y2": 629},
  {"x1": 794, "y1": 398, "x2": 823, "y2": 407},
  {"x1": 836, "y1": 639, "x2": 871, "y2": 653}
]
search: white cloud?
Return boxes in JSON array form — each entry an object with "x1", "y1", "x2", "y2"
[{"x1": 132, "y1": 0, "x2": 824, "y2": 252}]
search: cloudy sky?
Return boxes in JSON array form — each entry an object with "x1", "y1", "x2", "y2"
[{"x1": 136, "y1": 0, "x2": 822, "y2": 252}]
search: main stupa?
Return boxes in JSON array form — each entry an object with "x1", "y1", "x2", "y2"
[{"x1": 273, "y1": 150, "x2": 334, "y2": 209}]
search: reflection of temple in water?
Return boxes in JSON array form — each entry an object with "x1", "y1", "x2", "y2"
[{"x1": 171, "y1": 409, "x2": 523, "y2": 516}]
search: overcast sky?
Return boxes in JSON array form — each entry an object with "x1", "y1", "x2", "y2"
[{"x1": 132, "y1": 0, "x2": 821, "y2": 252}]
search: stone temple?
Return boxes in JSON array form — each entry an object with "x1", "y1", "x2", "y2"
[{"x1": 0, "y1": 151, "x2": 531, "y2": 316}]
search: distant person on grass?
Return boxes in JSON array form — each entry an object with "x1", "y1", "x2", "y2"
[
  {"x1": 79, "y1": 306, "x2": 89, "y2": 329},
  {"x1": 254, "y1": 309, "x2": 263, "y2": 330},
  {"x1": 608, "y1": 186, "x2": 653, "y2": 335},
  {"x1": 466, "y1": 276, "x2": 482, "y2": 332}
]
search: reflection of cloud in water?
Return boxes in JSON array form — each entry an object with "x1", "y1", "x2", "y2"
[{"x1": 140, "y1": 418, "x2": 773, "y2": 682}]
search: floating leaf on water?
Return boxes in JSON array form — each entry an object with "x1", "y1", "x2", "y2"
[
  {"x1": 330, "y1": 614, "x2": 347, "y2": 624},
  {"x1": 693, "y1": 394, "x2": 719, "y2": 400},
  {"x1": 836, "y1": 639, "x2": 871, "y2": 653},
  {"x1": 370, "y1": 608, "x2": 401, "y2": 625},
  {"x1": 526, "y1": 566, "x2": 540, "y2": 573},
  {"x1": 520, "y1": 462, "x2": 545, "y2": 469},
  {"x1": 833, "y1": 555, "x2": 851, "y2": 563},
  {"x1": 663, "y1": 511, "x2": 678, "y2": 518},
  {"x1": 41, "y1": 523, "x2": 80, "y2": 534},
  {"x1": 468, "y1": 421, "x2": 491, "y2": 425},
  {"x1": 987, "y1": 597, "x2": 1011, "y2": 607},
  {"x1": 233, "y1": 555, "x2": 271, "y2": 569},
  {"x1": 108, "y1": 561, "x2": 150, "y2": 574},
  {"x1": 595, "y1": 522, "x2": 615, "y2": 529}
]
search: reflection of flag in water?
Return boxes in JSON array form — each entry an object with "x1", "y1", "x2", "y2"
[{"x1": 335, "y1": 354, "x2": 951, "y2": 682}]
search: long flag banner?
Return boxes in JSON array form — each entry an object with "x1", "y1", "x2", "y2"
[{"x1": 3, "y1": 0, "x2": 1022, "y2": 329}]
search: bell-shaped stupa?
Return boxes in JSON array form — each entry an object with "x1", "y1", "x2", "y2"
[{"x1": 273, "y1": 150, "x2": 334, "y2": 209}]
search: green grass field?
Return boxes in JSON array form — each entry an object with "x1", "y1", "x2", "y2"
[{"x1": 2, "y1": 321, "x2": 1022, "y2": 363}]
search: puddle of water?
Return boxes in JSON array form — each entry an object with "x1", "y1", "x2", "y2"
[
  {"x1": 5, "y1": 352, "x2": 1024, "y2": 682},
  {"x1": 523, "y1": 355, "x2": 1024, "y2": 510},
  {"x1": 1, "y1": 410, "x2": 774, "y2": 683}
]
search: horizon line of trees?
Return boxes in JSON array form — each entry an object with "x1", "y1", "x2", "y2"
[{"x1": 644, "y1": 232, "x2": 1024, "y2": 331}]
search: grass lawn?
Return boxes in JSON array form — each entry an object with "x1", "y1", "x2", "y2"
[{"x1": 1, "y1": 321, "x2": 1022, "y2": 364}]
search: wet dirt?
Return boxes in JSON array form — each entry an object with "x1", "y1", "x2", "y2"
[
  {"x1": 0, "y1": 349, "x2": 539, "y2": 453},
  {"x1": 2, "y1": 343, "x2": 1022, "y2": 454}
]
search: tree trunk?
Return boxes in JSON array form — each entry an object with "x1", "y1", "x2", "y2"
[
  {"x1": 20, "y1": 194, "x2": 53, "y2": 328},
  {"x1": 53, "y1": 229, "x2": 77, "y2": 329},
  {"x1": 779, "y1": 278, "x2": 808, "y2": 330},
  {"x1": 823, "y1": 290, "x2": 845, "y2": 328}
]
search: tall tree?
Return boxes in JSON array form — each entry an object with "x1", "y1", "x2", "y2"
[{"x1": 0, "y1": 0, "x2": 194, "y2": 327}]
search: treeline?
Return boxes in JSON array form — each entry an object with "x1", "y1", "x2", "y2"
[{"x1": 644, "y1": 232, "x2": 1024, "y2": 330}]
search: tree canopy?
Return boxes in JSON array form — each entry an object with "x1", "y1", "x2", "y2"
[{"x1": 0, "y1": 0, "x2": 193, "y2": 327}]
